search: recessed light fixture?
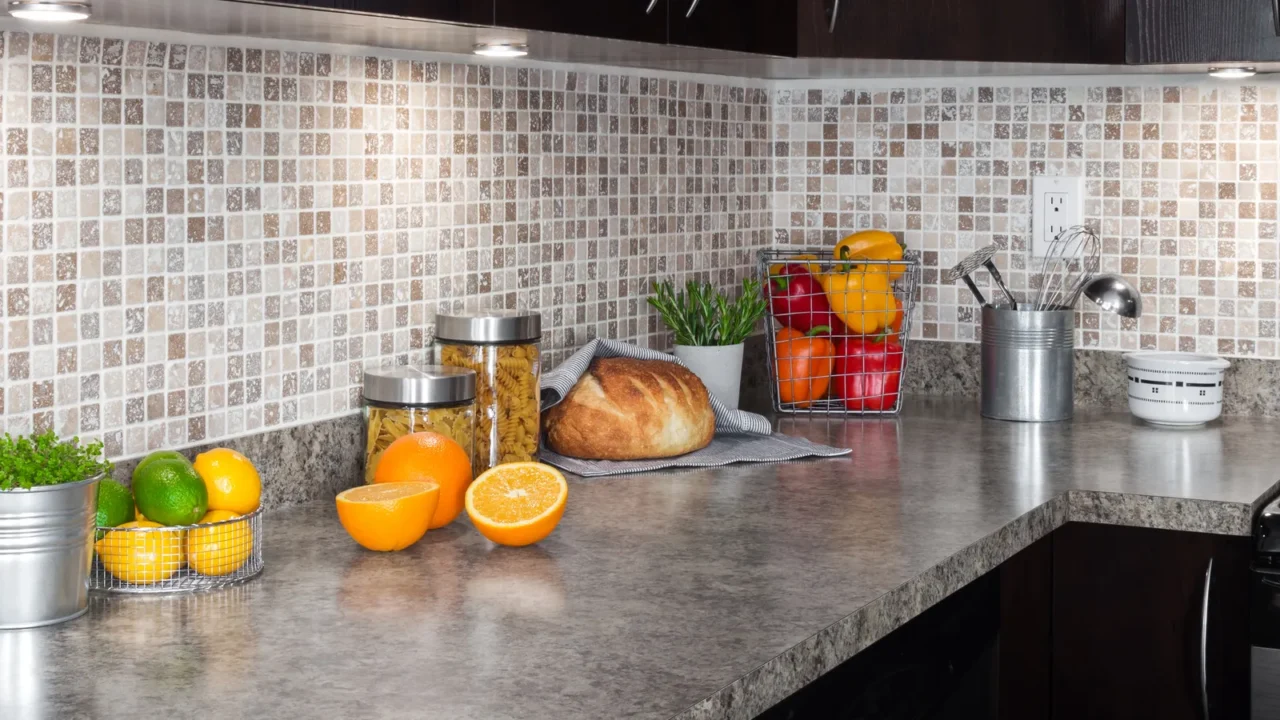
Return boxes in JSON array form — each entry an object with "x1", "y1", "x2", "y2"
[
  {"x1": 8, "y1": 0, "x2": 90, "y2": 21},
  {"x1": 473, "y1": 42, "x2": 528, "y2": 59},
  {"x1": 1208, "y1": 66, "x2": 1257, "y2": 79}
]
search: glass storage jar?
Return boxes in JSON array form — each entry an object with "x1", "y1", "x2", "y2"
[
  {"x1": 362, "y1": 365, "x2": 477, "y2": 483},
  {"x1": 436, "y1": 311, "x2": 541, "y2": 474}
]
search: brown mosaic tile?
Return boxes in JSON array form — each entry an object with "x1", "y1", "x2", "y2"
[
  {"x1": 0, "y1": 29, "x2": 771, "y2": 455},
  {"x1": 776, "y1": 81, "x2": 1278, "y2": 355}
]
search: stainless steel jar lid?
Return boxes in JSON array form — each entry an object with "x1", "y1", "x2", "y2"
[
  {"x1": 363, "y1": 365, "x2": 476, "y2": 406},
  {"x1": 435, "y1": 310, "x2": 541, "y2": 344}
]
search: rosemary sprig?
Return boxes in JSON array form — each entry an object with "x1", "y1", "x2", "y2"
[{"x1": 647, "y1": 278, "x2": 768, "y2": 346}]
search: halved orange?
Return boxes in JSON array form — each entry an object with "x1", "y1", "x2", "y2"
[
  {"x1": 465, "y1": 463, "x2": 567, "y2": 547},
  {"x1": 336, "y1": 482, "x2": 439, "y2": 552}
]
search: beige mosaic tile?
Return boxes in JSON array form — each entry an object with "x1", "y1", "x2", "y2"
[
  {"x1": 11, "y1": 27, "x2": 1277, "y2": 457},
  {"x1": 0, "y1": 29, "x2": 773, "y2": 457},
  {"x1": 774, "y1": 83, "x2": 1280, "y2": 359}
]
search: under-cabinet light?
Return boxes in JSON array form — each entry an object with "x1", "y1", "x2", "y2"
[
  {"x1": 7, "y1": 1, "x2": 91, "y2": 21},
  {"x1": 473, "y1": 42, "x2": 528, "y2": 59},
  {"x1": 1208, "y1": 67, "x2": 1257, "y2": 79}
]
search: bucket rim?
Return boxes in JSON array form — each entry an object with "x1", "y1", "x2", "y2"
[{"x1": 0, "y1": 472, "x2": 105, "y2": 495}]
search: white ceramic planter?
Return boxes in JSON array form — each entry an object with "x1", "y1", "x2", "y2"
[{"x1": 675, "y1": 343, "x2": 744, "y2": 410}]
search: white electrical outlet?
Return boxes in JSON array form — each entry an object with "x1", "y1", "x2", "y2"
[{"x1": 1032, "y1": 176, "x2": 1082, "y2": 257}]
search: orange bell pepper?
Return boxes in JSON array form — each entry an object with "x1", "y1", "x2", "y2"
[
  {"x1": 775, "y1": 326, "x2": 835, "y2": 408},
  {"x1": 884, "y1": 296, "x2": 905, "y2": 339},
  {"x1": 833, "y1": 230, "x2": 905, "y2": 280}
]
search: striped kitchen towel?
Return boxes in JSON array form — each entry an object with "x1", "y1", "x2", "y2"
[{"x1": 539, "y1": 339, "x2": 850, "y2": 477}]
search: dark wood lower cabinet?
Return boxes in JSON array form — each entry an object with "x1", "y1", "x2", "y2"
[
  {"x1": 757, "y1": 569, "x2": 1001, "y2": 720},
  {"x1": 759, "y1": 524, "x2": 1250, "y2": 719},
  {"x1": 1052, "y1": 523, "x2": 1250, "y2": 720},
  {"x1": 996, "y1": 535, "x2": 1053, "y2": 720}
]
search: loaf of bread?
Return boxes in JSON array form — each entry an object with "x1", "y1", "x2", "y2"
[{"x1": 544, "y1": 357, "x2": 716, "y2": 460}]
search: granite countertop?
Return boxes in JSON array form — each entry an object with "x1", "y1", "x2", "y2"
[{"x1": 10, "y1": 398, "x2": 1280, "y2": 720}]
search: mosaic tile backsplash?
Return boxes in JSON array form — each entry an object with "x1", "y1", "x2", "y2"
[
  {"x1": 0, "y1": 29, "x2": 772, "y2": 456},
  {"x1": 8, "y1": 23, "x2": 1280, "y2": 456},
  {"x1": 774, "y1": 84, "x2": 1280, "y2": 358}
]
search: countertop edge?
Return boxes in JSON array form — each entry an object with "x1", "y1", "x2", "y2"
[
  {"x1": 1067, "y1": 489, "x2": 1266, "y2": 537},
  {"x1": 674, "y1": 495, "x2": 1070, "y2": 720},
  {"x1": 673, "y1": 483, "x2": 1274, "y2": 720}
]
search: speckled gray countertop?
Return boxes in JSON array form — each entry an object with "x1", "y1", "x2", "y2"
[{"x1": 9, "y1": 398, "x2": 1280, "y2": 720}]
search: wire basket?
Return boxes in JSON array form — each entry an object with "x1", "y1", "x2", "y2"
[
  {"x1": 90, "y1": 509, "x2": 264, "y2": 594},
  {"x1": 759, "y1": 248, "x2": 921, "y2": 415}
]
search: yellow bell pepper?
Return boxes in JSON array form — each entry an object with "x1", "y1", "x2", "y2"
[
  {"x1": 819, "y1": 266, "x2": 897, "y2": 335},
  {"x1": 833, "y1": 230, "x2": 905, "y2": 280}
]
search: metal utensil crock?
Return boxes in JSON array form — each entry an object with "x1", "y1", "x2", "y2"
[
  {"x1": 0, "y1": 474, "x2": 100, "y2": 628},
  {"x1": 980, "y1": 306, "x2": 1074, "y2": 422}
]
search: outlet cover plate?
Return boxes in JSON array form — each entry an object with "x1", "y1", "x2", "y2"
[{"x1": 1032, "y1": 176, "x2": 1082, "y2": 257}]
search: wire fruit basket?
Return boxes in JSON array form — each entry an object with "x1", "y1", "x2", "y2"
[
  {"x1": 759, "y1": 248, "x2": 921, "y2": 415},
  {"x1": 90, "y1": 508, "x2": 264, "y2": 594}
]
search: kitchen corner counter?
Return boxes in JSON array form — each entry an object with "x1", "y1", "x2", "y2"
[{"x1": 10, "y1": 398, "x2": 1280, "y2": 720}]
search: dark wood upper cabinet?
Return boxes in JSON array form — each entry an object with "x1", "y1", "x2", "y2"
[
  {"x1": 268, "y1": 0, "x2": 494, "y2": 24},
  {"x1": 667, "y1": 0, "x2": 799, "y2": 56},
  {"x1": 243, "y1": 0, "x2": 1280, "y2": 68},
  {"x1": 493, "y1": 0, "x2": 667, "y2": 45},
  {"x1": 804, "y1": 0, "x2": 1125, "y2": 63},
  {"x1": 1128, "y1": 0, "x2": 1280, "y2": 63}
]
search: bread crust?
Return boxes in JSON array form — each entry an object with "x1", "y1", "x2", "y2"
[{"x1": 545, "y1": 357, "x2": 716, "y2": 460}]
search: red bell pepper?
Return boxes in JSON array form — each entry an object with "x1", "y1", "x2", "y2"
[
  {"x1": 833, "y1": 336, "x2": 904, "y2": 411},
  {"x1": 768, "y1": 264, "x2": 844, "y2": 334}
]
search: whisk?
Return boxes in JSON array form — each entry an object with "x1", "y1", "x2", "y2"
[{"x1": 1032, "y1": 226, "x2": 1101, "y2": 310}]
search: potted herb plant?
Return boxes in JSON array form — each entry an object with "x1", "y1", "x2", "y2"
[
  {"x1": 648, "y1": 278, "x2": 768, "y2": 409},
  {"x1": 0, "y1": 430, "x2": 112, "y2": 628}
]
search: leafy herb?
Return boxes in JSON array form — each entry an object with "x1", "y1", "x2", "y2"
[
  {"x1": 0, "y1": 430, "x2": 113, "y2": 491},
  {"x1": 648, "y1": 278, "x2": 769, "y2": 346}
]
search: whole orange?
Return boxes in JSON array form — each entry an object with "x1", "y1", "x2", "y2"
[{"x1": 373, "y1": 431, "x2": 472, "y2": 528}]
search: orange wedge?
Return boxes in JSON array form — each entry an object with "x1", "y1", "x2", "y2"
[
  {"x1": 336, "y1": 482, "x2": 439, "y2": 552},
  {"x1": 465, "y1": 463, "x2": 568, "y2": 547}
]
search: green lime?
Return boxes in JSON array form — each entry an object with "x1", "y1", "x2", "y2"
[
  {"x1": 133, "y1": 450, "x2": 190, "y2": 481},
  {"x1": 132, "y1": 457, "x2": 208, "y2": 526},
  {"x1": 94, "y1": 479, "x2": 135, "y2": 528}
]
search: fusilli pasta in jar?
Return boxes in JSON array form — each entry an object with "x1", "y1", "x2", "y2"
[
  {"x1": 436, "y1": 311, "x2": 541, "y2": 474},
  {"x1": 361, "y1": 366, "x2": 476, "y2": 482}
]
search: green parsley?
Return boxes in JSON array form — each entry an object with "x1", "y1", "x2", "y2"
[{"x1": 0, "y1": 430, "x2": 114, "y2": 491}]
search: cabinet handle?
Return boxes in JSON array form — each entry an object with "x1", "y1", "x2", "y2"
[
  {"x1": 645, "y1": 0, "x2": 658, "y2": 14},
  {"x1": 1200, "y1": 557, "x2": 1213, "y2": 720},
  {"x1": 685, "y1": 0, "x2": 700, "y2": 17},
  {"x1": 1274, "y1": 0, "x2": 1280, "y2": 36},
  {"x1": 828, "y1": 0, "x2": 841, "y2": 32}
]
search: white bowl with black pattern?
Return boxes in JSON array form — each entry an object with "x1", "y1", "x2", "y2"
[{"x1": 1124, "y1": 352, "x2": 1230, "y2": 427}]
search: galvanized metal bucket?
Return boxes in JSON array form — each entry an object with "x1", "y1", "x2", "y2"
[
  {"x1": 980, "y1": 306, "x2": 1075, "y2": 422},
  {"x1": 0, "y1": 474, "x2": 101, "y2": 629}
]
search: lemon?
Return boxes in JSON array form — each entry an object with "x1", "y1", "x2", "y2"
[
  {"x1": 187, "y1": 510, "x2": 254, "y2": 576},
  {"x1": 95, "y1": 521, "x2": 184, "y2": 585},
  {"x1": 193, "y1": 448, "x2": 262, "y2": 515}
]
